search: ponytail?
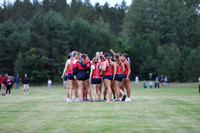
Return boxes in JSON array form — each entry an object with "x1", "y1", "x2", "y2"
[
  {"x1": 114, "y1": 54, "x2": 121, "y2": 65},
  {"x1": 104, "y1": 53, "x2": 111, "y2": 65},
  {"x1": 80, "y1": 54, "x2": 87, "y2": 65}
]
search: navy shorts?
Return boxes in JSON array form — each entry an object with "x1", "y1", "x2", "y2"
[
  {"x1": 86, "y1": 73, "x2": 90, "y2": 80},
  {"x1": 68, "y1": 73, "x2": 74, "y2": 80},
  {"x1": 114, "y1": 74, "x2": 123, "y2": 81},
  {"x1": 77, "y1": 74, "x2": 87, "y2": 81},
  {"x1": 123, "y1": 74, "x2": 131, "y2": 79},
  {"x1": 64, "y1": 75, "x2": 68, "y2": 81},
  {"x1": 103, "y1": 75, "x2": 113, "y2": 80},
  {"x1": 91, "y1": 78, "x2": 101, "y2": 84}
]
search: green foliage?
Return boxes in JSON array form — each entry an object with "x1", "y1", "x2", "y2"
[
  {"x1": 14, "y1": 51, "x2": 24, "y2": 76},
  {"x1": 184, "y1": 47, "x2": 200, "y2": 81},
  {"x1": 24, "y1": 48, "x2": 49, "y2": 83}
]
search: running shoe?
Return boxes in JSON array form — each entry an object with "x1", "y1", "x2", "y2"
[
  {"x1": 106, "y1": 100, "x2": 112, "y2": 102},
  {"x1": 122, "y1": 95, "x2": 126, "y2": 101},
  {"x1": 90, "y1": 99, "x2": 94, "y2": 102}
]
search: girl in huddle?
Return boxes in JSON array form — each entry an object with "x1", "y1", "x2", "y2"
[
  {"x1": 101, "y1": 53, "x2": 114, "y2": 102},
  {"x1": 89, "y1": 57, "x2": 102, "y2": 101},
  {"x1": 113, "y1": 54, "x2": 126, "y2": 101}
]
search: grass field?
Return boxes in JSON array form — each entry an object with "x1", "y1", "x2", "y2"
[{"x1": 0, "y1": 82, "x2": 200, "y2": 133}]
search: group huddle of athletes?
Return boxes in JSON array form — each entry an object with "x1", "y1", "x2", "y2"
[{"x1": 61, "y1": 49, "x2": 131, "y2": 102}]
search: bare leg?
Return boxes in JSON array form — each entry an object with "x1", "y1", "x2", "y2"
[
  {"x1": 92, "y1": 84, "x2": 97, "y2": 100},
  {"x1": 73, "y1": 80, "x2": 78, "y2": 99},
  {"x1": 111, "y1": 80, "x2": 115, "y2": 99},
  {"x1": 124, "y1": 78, "x2": 131, "y2": 97},
  {"x1": 66, "y1": 80, "x2": 69, "y2": 98},
  {"x1": 119, "y1": 79, "x2": 125, "y2": 97},
  {"x1": 77, "y1": 80, "x2": 83, "y2": 100},
  {"x1": 114, "y1": 81, "x2": 120, "y2": 99},
  {"x1": 97, "y1": 84, "x2": 101, "y2": 100},
  {"x1": 85, "y1": 80, "x2": 92, "y2": 100},
  {"x1": 104, "y1": 79, "x2": 112, "y2": 100},
  {"x1": 68, "y1": 80, "x2": 73, "y2": 100}
]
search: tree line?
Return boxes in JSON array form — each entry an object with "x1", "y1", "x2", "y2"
[{"x1": 0, "y1": 0, "x2": 199, "y2": 83}]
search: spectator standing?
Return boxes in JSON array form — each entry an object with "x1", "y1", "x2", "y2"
[
  {"x1": 160, "y1": 75, "x2": 164, "y2": 86},
  {"x1": 149, "y1": 81, "x2": 153, "y2": 88},
  {"x1": 6, "y1": 76, "x2": 12, "y2": 96},
  {"x1": 164, "y1": 76, "x2": 168, "y2": 86},
  {"x1": 15, "y1": 74, "x2": 21, "y2": 89},
  {"x1": 2, "y1": 74, "x2": 8, "y2": 96},
  {"x1": 155, "y1": 76, "x2": 160, "y2": 88},
  {"x1": 48, "y1": 79, "x2": 52, "y2": 88},
  {"x1": 0, "y1": 74, "x2": 3, "y2": 91},
  {"x1": 135, "y1": 76, "x2": 140, "y2": 85},
  {"x1": 143, "y1": 80, "x2": 147, "y2": 88},
  {"x1": 23, "y1": 74, "x2": 29, "y2": 95}
]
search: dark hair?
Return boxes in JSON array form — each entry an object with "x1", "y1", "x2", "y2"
[
  {"x1": 116, "y1": 53, "x2": 122, "y2": 56},
  {"x1": 104, "y1": 53, "x2": 111, "y2": 65},
  {"x1": 104, "y1": 53, "x2": 110, "y2": 58},
  {"x1": 122, "y1": 53, "x2": 129, "y2": 58},
  {"x1": 80, "y1": 54, "x2": 87, "y2": 64},
  {"x1": 114, "y1": 54, "x2": 121, "y2": 65},
  {"x1": 67, "y1": 54, "x2": 71, "y2": 59},
  {"x1": 82, "y1": 54, "x2": 87, "y2": 59},
  {"x1": 73, "y1": 51, "x2": 78, "y2": 56},
  {"x1": 93, "y1": 57, "x2": 98, "y2": 65}
]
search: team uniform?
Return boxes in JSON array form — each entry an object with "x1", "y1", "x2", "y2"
[
  {"x1": 67, "y1": 59, "x2": 76, "y2": 80},
  {"x1": 64, "y1": 59, "x2": 70, "y2": 80},
  {"x1": 114, "y1": 65, "x2": 124, "y2": 81},
  {"x1": 103, "y1": 64, "x2": 113, "y2": 80},
  {"x1": 85, "y1": 60, "x2": 91, "y2": 80},
  {"x1": 123, "y1": 61, "x2": 131, "y2": 79},
  {"x1": 73, "y1": 61, "x2": 88, "y2": 80},
  {"x1": 91, "y1": 63, "x2": 102, "y2": 84}
]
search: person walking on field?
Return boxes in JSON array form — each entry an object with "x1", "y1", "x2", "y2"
[
  {"x1": 15, "y1": 74, "x2": 21, "y2": 89},
  {"x1": 6, "y1": 76, "x2": 12, "y2": 96},
  {"x1": 135, "y1": 76, "x2": 139, "y2": 85},
  {"x1": 2, "y1": 74, "x2": 8, "y2": 96},
  {"x1": 155, "y1": 76, "x2": 160, "y2": 88},
  {"x1": 23, "y1": 74, "x2": 29, "y2": 95},
  {"x1": 48, "y1": 79, "x2": 52, "y2": 88}
]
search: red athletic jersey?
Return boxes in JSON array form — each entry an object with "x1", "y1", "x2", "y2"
[
  {"x1": 92, "y1": 64, "x2": 101, "y2": 79},
  {"x1": 104, "y1": 63, "x2": 113, "y2": 76},
  {"x1": 75, "y1": 61, "x2": 87, "y2": 70},
  {"x1": 123, "y1": 61, "x2": 129, "y2": 76},
  {"x1": 85, "y1": 60, "x2": 90, "y2": 68},
  {"x1": 67, "y1": 59, "x2": 75, "y2": 74},
  {"x1": 0, "y1": 77, "x2": 3, "y2": 83},
  {"x1": 116, "y1": 65, "x2": 123, "y2": 75},
  {"x1": 92, "y1": 59, "x2": 103, "y2": 65}
]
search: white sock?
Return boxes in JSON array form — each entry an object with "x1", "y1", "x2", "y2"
[
  {"x1": 66, "y1": 98, "x2": 70, "y2": 102},
  {"x1": 24, "y1": 92, "x2": 25, "y2": 95},
  {"x1": 27, "y1": 92, "x2": 28, "y2": 95},
  {"x1": 119, "y1": 97, "x2": 122, "y2": 101}
]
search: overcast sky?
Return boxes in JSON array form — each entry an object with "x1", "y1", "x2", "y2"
[{"x1": 0, "y1": 0, "x2": 132, "y2": 7}]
